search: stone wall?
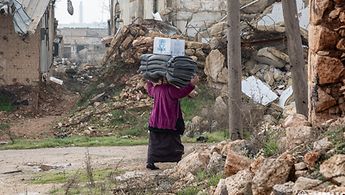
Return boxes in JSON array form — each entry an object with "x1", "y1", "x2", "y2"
[
  {"x1": 309, "y1": 0, "x2": 345, "y2": 122},
  {"x1": 0, "y1": 16, "x2": 40, "y2": 86}
]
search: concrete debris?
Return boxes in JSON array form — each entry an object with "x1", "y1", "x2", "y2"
[
  {"x1": 52, "y1": 59, "x2": 102, "y2": 88},
  {"x1": 242, "y1": 76, "x2": 278, "y2": 106},
  {"x1": 102, "y1": 19, "x2": 210, "y2": 66},
  {"x1": 278, "y1": 86, "x2": 293, "y2": 108},
  {"x1": 49, "y1": 77, "x2": 63, "y2": 85},
  {"x1": 255, "y1": 0, "x2": 309, "y2": 38}
]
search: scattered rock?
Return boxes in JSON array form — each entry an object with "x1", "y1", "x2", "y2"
[
  {"x1": 252, "y1": 153, "x2": 294, "y2": 195},
  {"x1": 214, "y1": 170, "x2": 253, "y2": 195},
  {"x1": 207, "y1": 152, "x2": 225, "y2": 173},
  {"x1": 304, "y1": 150, "x2": 321, "y2": 169},
  {"x1": 313, "y1": 137, "x2": 333, "y2": 153},
  {"x1": 205, "y1": 49, "x2": 227, "y2": 83},
  {"x1": 173, "y1": 149, "x2": 210, "y2": 176},
  {"x1": 320, "y1": 154, "x2": 345, "y2": 185},
  {"x1": 294, "y1": 162, "x2": 307, "y2": 171},
  {"x1": 224, "y1": 149, "x2": 252, "y2": 177},
  {"x1": 272, "y1": 182, "x2": 294, "y2": 195},
  {"x1": 255, "y1": 47, "x2": 286, "y2": 68},
  {"x1": 283, "y1": 114, "x2": 310, "y2": 128},
  {"x1": 292, "y1": 177, "x2": 324, "y2": 191}
]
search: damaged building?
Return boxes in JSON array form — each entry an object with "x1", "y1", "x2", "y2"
[
  {"x1": 58, "y1": 27, "x2": 108, "y2": 64},
  {"x1": 0, "y1": 0, "x2": 55, "y2": 86},
  {"x1": 108, "y1": 0, "x2": 227, "y2": 37}
]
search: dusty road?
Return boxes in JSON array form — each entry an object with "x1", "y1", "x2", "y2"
[{"x1": 0, "y1": 144, "x2": 198, "y2": 195}]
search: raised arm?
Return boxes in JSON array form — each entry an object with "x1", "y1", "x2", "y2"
[
  {"x1": 146, "y1": 81, "x2": 154, "y2": 97},
  {"x1": 169, "y1": 75, "x2": 199, "y2": 99}
]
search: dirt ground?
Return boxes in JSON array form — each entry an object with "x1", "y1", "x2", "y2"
[
  {"x1": 0, "y1": 84, "x2": 79, "y2": 141},
  {"x1": 0, "y1": 144, "x2": 199, "y2": 195}
]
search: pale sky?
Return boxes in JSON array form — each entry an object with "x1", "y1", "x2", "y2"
[{"x1": 55, "y1": 0, "x2": 110, "y2": 24}]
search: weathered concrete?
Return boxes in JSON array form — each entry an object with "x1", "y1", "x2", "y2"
[{"x1": 0, "y1": 16, "x2": 40, "y2": 86}]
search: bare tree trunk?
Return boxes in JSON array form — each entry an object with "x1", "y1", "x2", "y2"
[
  {"x1": 227, "y1": 0, "x2": 243, "y2": 140},
  {"x1": 282, "y1": 0, "x2": 308, "y2": 116}
]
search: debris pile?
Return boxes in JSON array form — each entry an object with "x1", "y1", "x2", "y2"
[
  {"x1": 102, "y1": 19, "x2": 210, "y2": 67},
  {"x1": 51, "y1": 59, "x2": 103, "y2": 89},
  {"x1": 54, "y1": 75, "x2": 151, "y2": 137},
  {"x1": 201, "y1": 22, "x2": 301, "y2": 119},
  {"x1": 112, "y1": 114, "x2": 345, "y2": 194},
  {"x1": 197, "y1": 0, "x2": 310, "y2": 112}
]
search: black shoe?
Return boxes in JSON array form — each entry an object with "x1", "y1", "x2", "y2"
[{"x1": 146, "y1": 163, "x2": 159, "y2": 170}]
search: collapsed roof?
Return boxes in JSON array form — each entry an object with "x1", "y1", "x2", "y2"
[{"x1": 0, "y1": 0, "x2": 50, "y2": 36}]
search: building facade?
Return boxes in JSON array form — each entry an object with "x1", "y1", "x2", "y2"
[
  {"x1": 109, "y1": 0, "x2": 227, "y2": 37},
  {"x1": 0, "y1": 0, "x2": 55, "y2": 86},
  {"x1": 58, "y1": 28, "x2": 108, "y2": 64}
]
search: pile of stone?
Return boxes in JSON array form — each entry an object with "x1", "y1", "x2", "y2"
[
  {"x1": 196, "y1": 0, "x2": 310, "y2": 111},
  {"x1": 203, "y1": 19, "x2": 297, "y2": 111},
  {"x1": 102, "y1": 19, "x2": 210, "y2": 67},
  {"x1": 129, "y1": 114, "x2": 343, "y2": 194},
  {"x1": 309, "y1": 0, "x2": 345, "y2": 120}
]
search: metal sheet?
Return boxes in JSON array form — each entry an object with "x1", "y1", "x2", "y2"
[
  {"x1": 18, "y1": 0, "x2": 50, "y2": 33},
  {"x1": 0, "y1": 0, "x2": 50, "y2": 35},
  {"x1": 12, "y1": 0, "x2": 31, "y2": 35}
]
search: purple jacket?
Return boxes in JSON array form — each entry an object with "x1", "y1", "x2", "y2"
[{"x1": 146, "y1": 81, "x2": 195, "y2": 131}]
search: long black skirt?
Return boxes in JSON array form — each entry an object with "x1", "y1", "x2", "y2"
[{"x1": 147, "y1": 130, "x2": 184, "y2": 163}]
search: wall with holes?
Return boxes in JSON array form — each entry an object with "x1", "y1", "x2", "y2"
[{"x1": 0, "y1": 15, "x2": 40, "y2": 86}]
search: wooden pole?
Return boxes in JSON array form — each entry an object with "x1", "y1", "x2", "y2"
[
  {"x1": 138, "y1": 0, "x2": 144, "y2": 19},
  {"x1": 282, "y1": 0, "x2": 308, "y2": 116},
  {"x1": 110, "y1": 0, "x2": 114, "y2": 34},
  {"x1": 227, "y1": 0, "x2": 243, "y2": 140}
]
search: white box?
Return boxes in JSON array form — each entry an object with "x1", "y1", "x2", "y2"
[
  {"x1": 171, "y1": 39, "x2": 185, "y2": 56},
  {"x1": 153, "y1": 37, "x2": 185, "y2": 56}
]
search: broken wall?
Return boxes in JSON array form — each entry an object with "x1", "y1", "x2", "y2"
[
  {"x1": 116, "y1": 0, "x2": 167, "y2": 26},
  {"x1": 0, "y1": 16, "x2": 40, "y2": 86},
  {"x1": 170, "y1": 0, "x2": 227, "y2": 37},
  {"x1": 309, "y1": 0, "x2": 345, "y2": 122},
  {"x1": 113, "y1": 0, "x2": 226, "y2": 37}
]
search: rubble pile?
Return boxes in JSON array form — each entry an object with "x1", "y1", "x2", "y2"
[
  {"x1": 54, "y1": 75, "x2": 152, "y2": 137},
  {"x1": 204, "y1": 21, "x2": 294, "y2": 105},
  {"x1": 112, "y1": 114, "x2": 345, "y2": 194},
  {"x1": 309, "y1": 0, "x2": 345, "y2": 121},
  {"x1": 102, "y1": 19, "x2": 210, "y2": 67},
  {"x1": 51, "y1": 59, "x2": 104, "y2": 88},
  {"x1": 195, "y1": 0, "x2": 310, "y2": 114}
]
